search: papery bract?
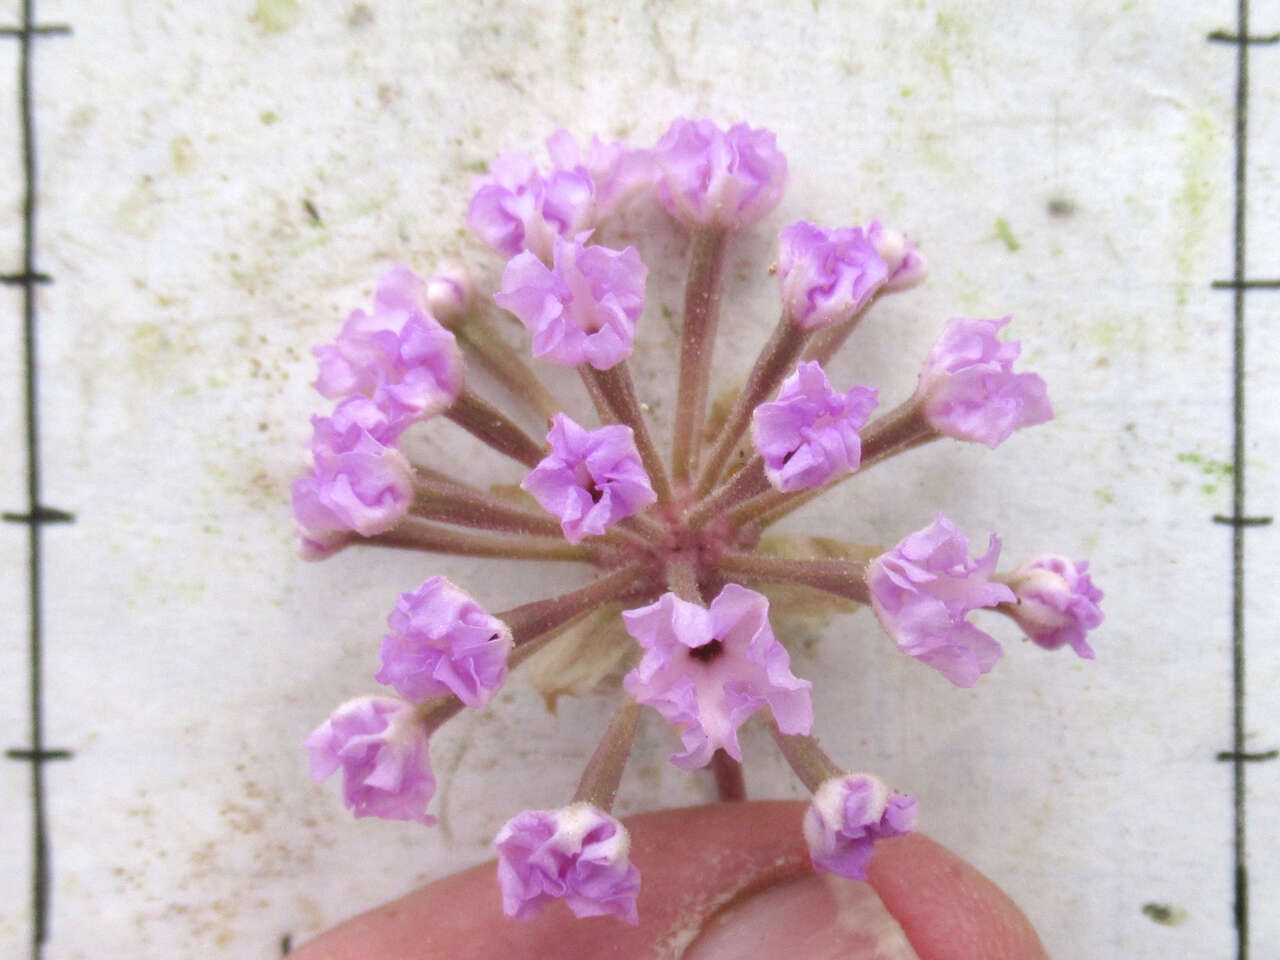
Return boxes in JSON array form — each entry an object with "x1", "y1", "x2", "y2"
[
  {"x1": 495, "y1": 237, "x2": 647, "y2": 370},
  {"x1": 652, "y1": 118, "x2": 787, "y2": 229},
  {"x1": 313, "y1": 265, "x2": 463, "y2": 425},
  {"x1": 803, "y1": 774, "x2": 917, "y2": 880},
  {"x1": 752, "y1": 361, "x2": 879, "y2": 491},
  {"x1": 376, "y1": 576, "x2": 514, "y2": 707},
  {"x1": 521, "y1": 413, "x2": 656, "y2": 543},
  {"x1": 495, "y1": 803, "x2": 641, "y2": 924},
  {"x1": 304, "y1": 695, "x2": 436, "y2": 824},
  {"x1": 1004, "y1": 555, "x2": 1104, "y2": 658},
  {"x1": 777, "y1": 221, "x2": 889, "y2": 329},
  {"x1": 868, "y1": 513, "x2": 1015, "y2": 687},
  {"x1": 622, "y1": 585, "x2": 813, "y2": 770},
  {"x1": 917, "y1": 316, "x2": 1053, "y2": 448},
  {"x1": 291, "y1": 397, "x2": 414, "y2": 558}
]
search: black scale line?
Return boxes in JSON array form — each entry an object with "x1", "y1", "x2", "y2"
[
  {"x1": 1, "y1": 3, "x2": 73, "y2": 960},
  {"x1": 1207, "y1": 3, "x2": 1278, "y2": 959}
]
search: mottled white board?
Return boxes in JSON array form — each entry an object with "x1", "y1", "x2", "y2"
[{"x1": 0, "y1": 1, "x2": 1276, "y2": 958}]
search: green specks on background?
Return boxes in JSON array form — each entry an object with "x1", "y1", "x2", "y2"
[
  {"x1": 1177, "y1": 451, "x2": 1233, "y2": 495},
  {"x1": 251, "y1": 0, "x2": 301, "y2": 35},
  {"x1": 994, "y1": 217, "x2": 1021, "y2": 252},
  {"x1": 1173, "y1": 112, "x2": 1217, "y2": 306}
]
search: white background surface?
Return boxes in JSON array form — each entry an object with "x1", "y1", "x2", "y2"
[{"x1": 1, "y1": 1, "x2": 1278, "y2": 957}]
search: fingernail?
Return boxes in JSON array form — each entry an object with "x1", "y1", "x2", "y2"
[{"x1": 683, "y1": 873, "x2": 920, "y2": 960}]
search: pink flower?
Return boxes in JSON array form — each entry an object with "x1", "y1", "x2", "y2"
[
  {"x1": 777, "y1": 221, "x2": 889, "y2": 329},
  {"x1": 867, "y1": 220, "x2": 927, "y2": 292},
  {"x1": 622, "y1": 585, "x2": 813, "y2": 770},
  {"x1": 652, "y1": 118, "x2": 787, "y2": 229},
  {"x1": 752, "y1": 361, "x2": 879, "y2": 492},
  {"x1": 868, "y1": 513, "x2": 1015, "y2": 687},
  {"x1": 545, "y1": 128, "x2": 655, "y2": 220},
  {"x1": 803, "y1": 774, "x2": 917, "y2": 880},
  {"x1": 916, "y1": 317, "x2": 1053, "y2": 448},
  {"x1": 495, "y1": 237, "x2": 647, "y2": 370},
  {"x1": 291, "y1": 397, "x2": 415, "y2": 557},
  {"x1": 521, "y1": 413, "x2": 656, "y2": 543},
  {"x1": 467, "y1": 150, "x2": 595, "y2": 262},
  {"x1": 376, "y1": 576, "x2": 514, "y2": 707},
  {"x1": 495, "y1": 803, "x2": 641, "y2": 924},
  {"x1": 313, "y1": 266, "x2": 463, "y2": 426},
  {"x1": 1003, "y1": 555, "x2": 1103, "y2": 659},
  {"x1": 304, "y1": 696, "x2": 436, "y2": 824}
]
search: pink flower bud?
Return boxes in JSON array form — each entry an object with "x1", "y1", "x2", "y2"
[
  {"x1": 1004, "y1": 555, "x2": 1103, "y2": 658},
  {"x1": 304, "y1": 696, "x2": 436, "y2": 824},
  {"x1": 868, "y1": 513, "x2": 1015, "y2": 687},
  {"x1": 752, "y1": 361, "x2": 879, "y2": 491},
  {"x1": 917, "y1": 317, "x2": 1053, "y2": 448},
  {"x1": 495, "y1": 803, "x2": 641, "y2": 924},
  {"x1": 804, "y1": 774, "x2": 917, "y2": 880},
  {"x1": 652, "y1": 118, "x2": 787, "y2": 229},
  {"x1": 777, "y1": 221, "x2": 889, "y2": 329},
  {"x1": 521, "y1": 414, "x2": 656, "y2": 543}
]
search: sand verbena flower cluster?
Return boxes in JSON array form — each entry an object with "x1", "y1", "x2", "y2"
[{"x1": 294, "y1": 118, "x2": 1104, "y2": 923}]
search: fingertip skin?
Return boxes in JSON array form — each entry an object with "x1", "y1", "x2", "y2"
[
  {"x1": 294, "y1": 802, "x2": 1048, "y2": 960},
  {"x1": 867, "y1": 833, "x2": 1051, "y2": 960},
  {"x1": 294, "y1": 802, "x2": 812, "y2": 960}
]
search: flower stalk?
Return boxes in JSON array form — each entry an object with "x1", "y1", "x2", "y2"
[
  {"x1": 671, "y1": 227, "x2": 729, "y2": 485},
  {"x1": 581, "y1": 363, "x2": 674, "y2": 504},
  {"x1": 710, "y1": 749, "x2": 746, "y2": 802},
  {"x1": 728, "y1": 398, "x2": 935, "y2": 530},
  {"x1": 695, "y1": 313, "x2": 812, "y2": 494},
  {"x1": 505, "y1": 565, "x2": 654, "y2": 660},
  {"x1": 765, "y1": 717, "x2": 843, "y2": 793},
  {"x1": 716, "y1": 550, "x2": 873, "y2": 605},
  {"x1": 573, "y1": 700, "x2": 642, "y2": 810},
  {"x1": 446, "y1": 388, "x2": 547, "y2": 468},
  {"x1": 453, "y1": 307, "x2": 562, "y2": 420},
  {"x1": 366, "y1": 518, "x2": 599, "y2": 563}
]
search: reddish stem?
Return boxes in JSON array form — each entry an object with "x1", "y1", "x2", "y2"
[
  {"x1": 573, "y1": 700, "x2": 642, "y2": 811},
  {"x1": 582, "y1": 363, "x2": 674, "y2": 504},
  {"x1": 672, "y1": 228, "x2": 729, "y2": 485},
  {"x1": 716, "y1": 550, "x2": 873, "y2": 605},
  {"x1": 711, "y1": 749, "x2": 746, "y2": 802},
  {"x1": 695, "y1": 313, "x2": 810, "y2": 495},
  {"x1": 447, "y1": 388, "x2": 547, "y2": 469},
  {"x1": 365, "y1": 518, "x2": 599, "y2": 563}
]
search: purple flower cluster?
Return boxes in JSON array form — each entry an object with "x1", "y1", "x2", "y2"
[
  {"x1": 294, "y1": 117, "x2": 1103, "y2": 925},
  {"x1": 293, "y1": 267, "x2": 464, "y2": 556}
]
